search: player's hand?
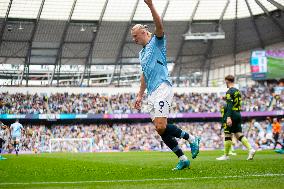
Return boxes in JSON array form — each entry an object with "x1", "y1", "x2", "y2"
[
  {"x1": 226, "y1": 117, "x2": 232, "y2": 126},
  {"x1": 144, "y1": 0, "x2": 153, "y2": 7},
  {"x1": 134, "y1": 95, "x2": 143, "y2": 110}
]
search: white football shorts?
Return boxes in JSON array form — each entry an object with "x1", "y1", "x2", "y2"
[
  {"x1": 146, "y1": 82, "x2": 173, "y2": 120},
  {"x1": 12, "y1": 135, "x2": 21, "y2": 142}
]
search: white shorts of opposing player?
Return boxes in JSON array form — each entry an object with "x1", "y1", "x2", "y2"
[
  {"x1": 266, "y1": 132, "x2": 273, "y2": 141},
  {"x1": 257, "y1": 131, "x2": 266, "y2": 146},
  {"x1": 146, "y1": 82, "x2": 174, "y2": 120},
  {"x1": 12, "y1": 135, "x2": 21, "y2": 142}
]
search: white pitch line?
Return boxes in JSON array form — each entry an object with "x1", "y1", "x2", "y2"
[{"x1": 1, "y1": 173, "x2": 284, "y2": 185}]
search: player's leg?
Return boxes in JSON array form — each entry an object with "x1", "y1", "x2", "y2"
[
  {"x1": 258, "y1": 131, "x2": 265, "y2": 150},
  {"x1": 217, "y1": 123, "x2": 231, "y2": 160},
  {"x1": 229, "y1": 136, "x2": 237, "y2": 156},
  {"x1": 0, "y1": 138, "x2": 7, "y2": 160},
  {"x1": 155, "y1": 83, "x2": 199, "y2": 159},
  {"x1": 162, "y1": 123, "x2": 200, "y2": 159},
  {"x1": 232, "y1": 113, "x2": 255, "y2": 160},
  {"x1": 235, "y1": 132, "x2": 255, "y2": 160},
  {"x1": 235, "y1": 132, "x2": 252, "y2": 150},
  {"x1": 229, "y1": 145, "x2": 236, "y2": 155},
  {"x1": 163, "y1": 123, "x2": 194, "y2": 143},
  {"x1": 13, "y1": 137, "x2": 20, "y2": 156},
  {"x1": 154, "y1": 117, "x2": 190, "y2": 170},
  {"x1": 217, "y1": 133, "x2": 232, "y2": 160},
  {"x1": 151, "y1": 84, "x2": 189, "y2": 170},
  {"x1": 275, "y1": 138, "x2": 284, "y2": 154},
  {"x1": 12, "y1": 137, "x2": 17, "y2": 153},
  {"x1": 273, "y1": 133, "x2": 283, "y2": 149},
  {"x1": 15, "y1": 141, "x2": 19, "y2": 155},
  {"x1": 273, "y1": 133, "x2": 277, "y2": 149}
]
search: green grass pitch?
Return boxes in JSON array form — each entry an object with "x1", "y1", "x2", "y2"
[
  {"x1": 267, "y1": 57, "x2": 284, "y2": 79},
  {"x1": 0, "y1": 150, "x2": 283, "y2": 189}
]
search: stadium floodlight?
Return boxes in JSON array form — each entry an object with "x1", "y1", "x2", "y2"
[
  {"x1": 80, "y1": 25, "x2": 86, "y2": 32},
  {"x1": 193, "y1": 72, "x2": 202, "y2": 75},
  {"x1": 184, "y1": 32, "x2": 225, "y2": 40},
  {"x1": 7, "y1": 25, "x2": 13, "y2": 32},
  {"x1": 92, "y1": 26, "x2": 97, "y2": 33},
  {"x1": 18, "y1": 22, "x2": 23, "y2": 30}
]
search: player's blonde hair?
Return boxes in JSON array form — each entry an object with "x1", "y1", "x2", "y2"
[{"x1": 131, "y1": 24, "x2": 152, "y2": 36}]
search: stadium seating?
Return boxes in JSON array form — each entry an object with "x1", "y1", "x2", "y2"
[
  {"x1": 0, "y1": 121, "x2": 276, "y2": 153},
  {"x1": 0, "y1": 86, "x2": 282, "y2": 114}
]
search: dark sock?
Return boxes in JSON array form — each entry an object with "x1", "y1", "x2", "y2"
[
  {"x1": 161, "y1": 134, "x2": 184, "y2": 157},
  {"x1": 165, "y1": 124, "x2": 189, "y2": 140}
]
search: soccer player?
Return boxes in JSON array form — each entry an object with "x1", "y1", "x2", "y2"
[
  {"x1": 265, "y1": 117, "x2": 274, "y2": 146},
  {"x1": 275, "y1": 118, "x2": 284, "y2": 154},
  {"x1": 0, "y1": 121, "x2": 7, "y2": 160},
  {"x1": 132, "y1": 0, "x2": 200, "y2": 170},
  {"x1": 220, "y1": 99, "x2": 236, "y2": 156},
  {"x1": 10, "y1": 119, "x2": 24, "y2": 156},
  {"x1": 249, "y1": 119, "x2": 265, "y2": 149},
  {"x1": 272, "y1": 118, "x2": 283, "y2": 150},
  {"x1": 216, "y1": 75, "x2": 255, "y2": 160}
]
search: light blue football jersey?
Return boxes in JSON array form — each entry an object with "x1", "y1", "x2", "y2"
[
  {"x1": 266, "y1": 123, "x2": 272, "y2": 133},
  {"x1": 139, "y1": 35, "x2": 172, "y2": 95},
  {"x1": 10, "y1": 122, "x2": 23, "y2": 137},
  {"x1": 254, "y1": 122, "x2": 264, "y2": 133}
]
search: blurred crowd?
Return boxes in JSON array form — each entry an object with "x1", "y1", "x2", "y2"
[
  {"x1": 1, "y1": 118, "x2": 283, "y2": 153},
  {"x1": 0, "y1": 86, "x2": 282, "y2": 114}
]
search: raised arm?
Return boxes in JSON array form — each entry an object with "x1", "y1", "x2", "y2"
[{"x1": 144, "y1": 0, "x2": 164, "y2": 37}]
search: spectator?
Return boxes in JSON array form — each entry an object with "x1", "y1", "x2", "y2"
[{"x1": 272, "y1": 118, "x2": 283, "y2": 149}]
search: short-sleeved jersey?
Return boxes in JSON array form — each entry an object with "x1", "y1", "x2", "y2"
[
  {"x1": 273, "y1": 122, "x2": 281, "y2": 134},
  {"x1": 139, "y1": 35, "x2": 172, "y2": 95},
  {"x1": 10, "y1": 122, "x2": 23, "y2": 136},
  {"x1": 225, "y1": 87, "x2": 242, "y2": 117},
  {"x1": 266, "y1": 123, "x2": 272, "y2": 133},
  {"x1": 254, "y1": 122, "x2": 264, "y2": 133}
]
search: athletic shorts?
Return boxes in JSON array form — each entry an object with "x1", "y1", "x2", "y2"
[
  {"x1": 224, "y1": 112, "x2": 242, "y2": 134},
  {"x1": 146, "y1": 82, "x2": 173, "y2": 120},
  {"x1": 266, "y1": 132, "x2": 273, "y2": 140},
  {"x1": 258, "y1": 131, "x2": 265, "y2": 140},
  {"x1": 12, "y1": 136, "x2": 21, "y2": 142}
]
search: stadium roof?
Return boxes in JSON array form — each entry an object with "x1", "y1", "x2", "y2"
[
  {"x1": 0, "y1": 0, "x2": 283, "y2": 86},
  {"x1": 0, "y1": 0, "x2": 282, "y2": 20}
]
